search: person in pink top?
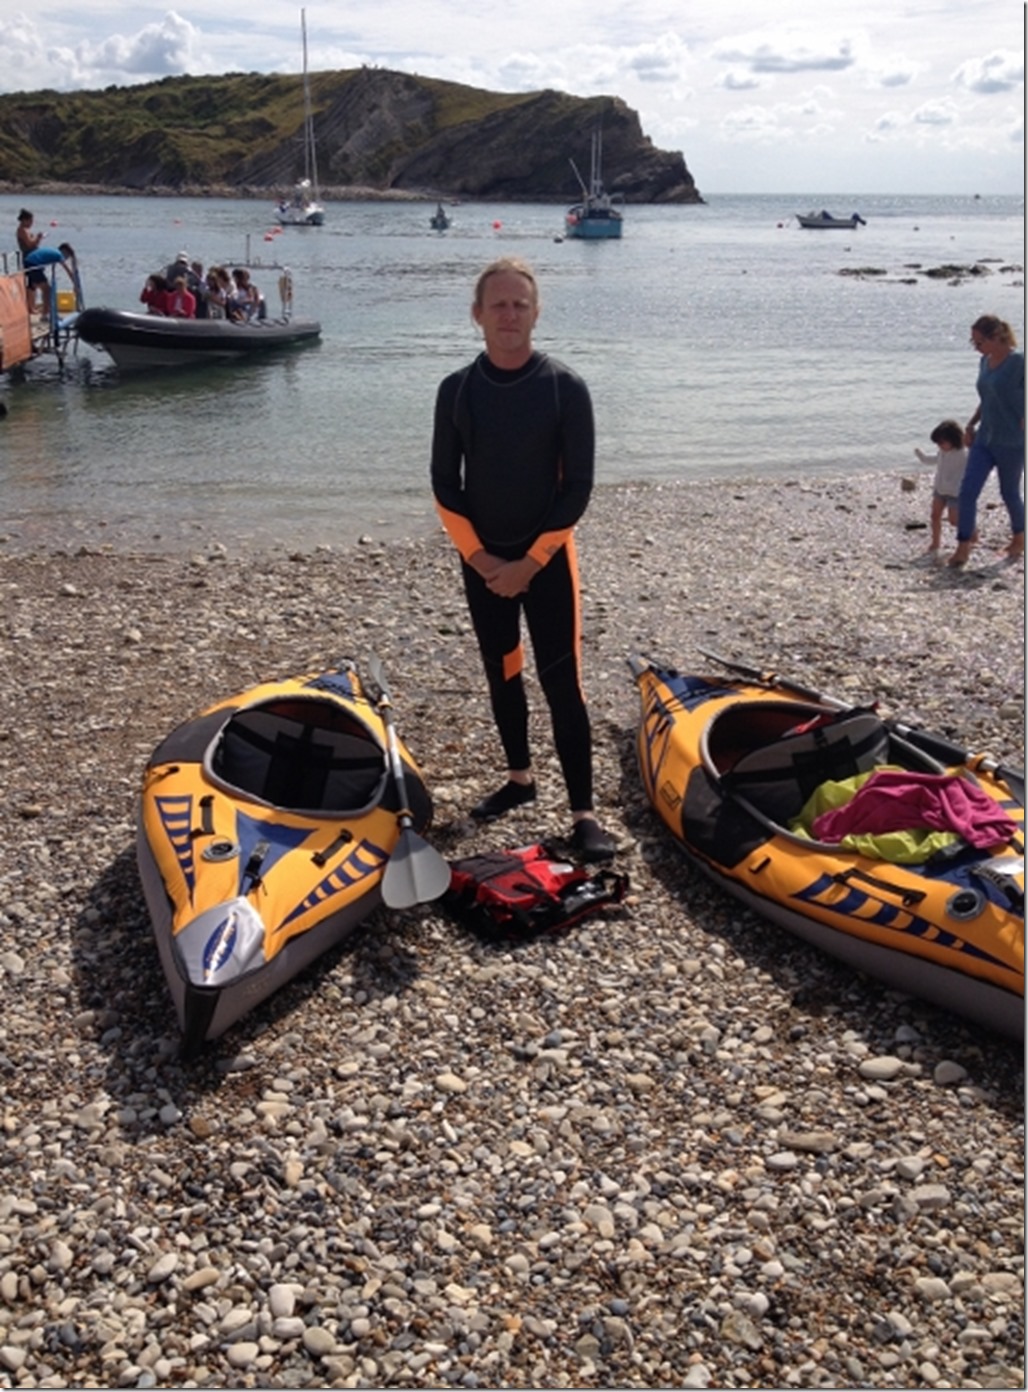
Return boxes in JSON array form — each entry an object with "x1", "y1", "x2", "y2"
[{"x1": 166, "y1": 276, "x2": 196, "y2": 319}]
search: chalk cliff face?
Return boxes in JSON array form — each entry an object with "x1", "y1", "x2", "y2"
[{"x1": 0, "y1": 68, "x2": 702, "y2": 203}]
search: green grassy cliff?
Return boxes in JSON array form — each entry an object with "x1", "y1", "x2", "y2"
[{"x1": 0, "y1": 68, "x2": 701, "y2": 202}]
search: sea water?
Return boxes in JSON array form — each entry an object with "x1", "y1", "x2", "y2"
[{"x1": 0, "y1": 191, "x2": 1022, "y2": 553}]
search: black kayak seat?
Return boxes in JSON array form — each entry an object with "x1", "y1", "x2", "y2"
[
  {"x1": 211, "y1": 702, "x2": 386, "y2": 813},
  {"x1": 712, "y1": 705, "x2": 890, "y2": 824}
]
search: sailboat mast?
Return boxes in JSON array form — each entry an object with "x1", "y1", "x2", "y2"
[
  {"x1": 590, "y1": 129, "x2": 601, "y2": 196},
  {"x1": 301, "y1": 8, "x2": 319, "y2": 197}
]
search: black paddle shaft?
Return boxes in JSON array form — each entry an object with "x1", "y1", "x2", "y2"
[{"x1": 366, "y1": 655, "x2": 451, "y2": 908}]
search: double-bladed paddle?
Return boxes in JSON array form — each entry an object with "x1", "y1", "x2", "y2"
[{"x1": 366, "y1": 654, "x2": 452, "y2": 910}]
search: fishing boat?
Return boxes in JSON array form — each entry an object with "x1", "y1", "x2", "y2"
[
  {"x1": 75, "y1": 301, "x2": 321, "y2": 371},
  {"x1": 274, "y1": 10, "x2": 325, "y2": 227},
  {"x1": 565, "y1": 130, "x2": 624, "y2": 240},
  {"x1": 137, "y1": 661, "x2": 438, "y2": 1053},
  {"x1": 629, "y1": 652, "x2": 1024, "y2": 1037},
  {"x1": 796, "y1": 209, "x2": 867, "y2": 229}
]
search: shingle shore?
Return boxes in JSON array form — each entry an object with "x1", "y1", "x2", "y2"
[{"x1": 0, "y1": 472, "x2": 1023, "y2": 1390}]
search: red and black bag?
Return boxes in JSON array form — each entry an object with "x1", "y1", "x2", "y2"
[{"x1": 445, "y1": 843, "x2": 629, "y2": 938}]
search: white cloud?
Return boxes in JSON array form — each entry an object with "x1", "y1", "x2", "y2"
[
  {"x1": 872, "y1": 111, "x2": 903, "y2": 134},
  {"x1": 714, "y1": 29, "x2": 861, "y2": 75},
  {"x1": 868, "y1": 60, "x2": 922, "y2": 90},
  {"x1": 717, "y1": 71, "x2": 761, "y2": 93},
  {"x1": 913, "y1": 98, "x2": 958, "y2": 128},
  {"x1": 953, "y1": 49, "x2": 1024, "y2": 95},
  {"x1": 625, "y1": 32, "x2": 689, "y2": 85},
  {"x1": 79, "y1": 12, "x2": 202, "y2": 78},
  {"x1": 0, "y1": 8, "x2": 210, "y2": 89},
  {"x1": 720, "y1": 104, "x2": 788, "y2": 143},
  {"x1": 719, "y1": 86, "x2": 842, "y2": 146},
  {"x1": 0, "y1": 11, "x2": 48, "y2": 77}
]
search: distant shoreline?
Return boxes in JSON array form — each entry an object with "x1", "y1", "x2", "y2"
[
  {"x1": 0, "y1": 181, "x2": 451, "y2": 203},
  {"x1": 0, "y1": 182, "x2": 696, "y2": 205}
]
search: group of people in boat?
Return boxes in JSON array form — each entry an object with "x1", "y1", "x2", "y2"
[{"x1": 139, "y1": 252, "x2": 266, "y2": 322}]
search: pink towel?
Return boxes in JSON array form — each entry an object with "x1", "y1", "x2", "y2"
[{"x1": 811, "y1": 769, "x2": 1017, "y2": 850}]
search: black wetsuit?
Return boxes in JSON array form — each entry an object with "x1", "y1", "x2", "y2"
[{"x1": 431, "y1": 350, "x2": 596, "y2": 811}]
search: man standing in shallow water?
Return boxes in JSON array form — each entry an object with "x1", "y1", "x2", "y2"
[{"x1": 430, "y1": 256, "x2": 615, "y2": 862}]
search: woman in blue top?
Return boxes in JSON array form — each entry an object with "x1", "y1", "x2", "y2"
[{"x1": 949, "y1": 315, "x2": 1025, "y2": 567}]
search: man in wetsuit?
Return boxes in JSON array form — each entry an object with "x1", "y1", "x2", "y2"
[{"x1": 431, "y1": 256, "x2": 615, "y2": 862}]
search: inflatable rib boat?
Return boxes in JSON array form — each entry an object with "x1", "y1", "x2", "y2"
[
  {"x1": 137, "y1": 663, "x2": 432, "y2": 1053},
  {"x1": 76, "y1": 306, "x2": 321, "y2": 370},
  {"x1": 629, "y1": 653, "x2": 1024, "y2": 1037}
]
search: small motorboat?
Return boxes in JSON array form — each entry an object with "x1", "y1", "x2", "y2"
[
  {"x1": 796, "y1": 209, "x2": 867, "y2": 229},
  {"x1": 75, "y1": 305, "x2": 321, "y2": 371},
  {"x1": 137, "y1": 661, "x2": 436, "y2": 1053},
  {"x1": 629, "y1": 652, "x2": 1024, "y2": 1037},
  {"x1": 429, "y1": 202, "x2": 452, "y2": 231}
]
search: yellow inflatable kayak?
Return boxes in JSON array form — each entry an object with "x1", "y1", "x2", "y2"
[
  {"x1": 629, "y1": 653, "x2": 1024, "y2": 1037},
  {"x1": 137, "y1": 661, "x2": 434, "y2": 1053}
]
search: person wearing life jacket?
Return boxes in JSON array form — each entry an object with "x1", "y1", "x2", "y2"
[{"x1": 431, "y1": 256, "x2": 615, "y2": 863}]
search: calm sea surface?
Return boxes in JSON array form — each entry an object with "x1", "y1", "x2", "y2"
[{"x1": 1, "y1": 191, "x2": 1023, "y2": 553}]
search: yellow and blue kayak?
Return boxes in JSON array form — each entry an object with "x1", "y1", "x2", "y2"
[
  {"x1": 629, "y1": 654, "x2": 1024, "y2": 1037},
  {"x1": 137, "y1": 662, "x2": 432, "y2": 1053}
]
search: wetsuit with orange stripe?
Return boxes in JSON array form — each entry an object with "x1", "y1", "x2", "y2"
[{"x1": 431, "y1": 350, "x2": 596, "y2": 812}]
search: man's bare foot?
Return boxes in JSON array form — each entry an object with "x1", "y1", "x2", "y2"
[{"x1": 947, "y1": 543, "x2": 971, "y2": 568}]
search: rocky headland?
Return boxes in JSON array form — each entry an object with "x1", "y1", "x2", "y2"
[{"x1": 0, "y1": 73, "x2": 701, "y2": 204}]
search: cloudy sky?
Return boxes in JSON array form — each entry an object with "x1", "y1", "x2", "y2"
[{"x1": 0, "y1": 1, "x2": 1023, "y2": 194}]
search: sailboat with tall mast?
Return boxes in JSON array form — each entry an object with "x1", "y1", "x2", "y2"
[{"x1": 275, "y1": 9, "x2": 325, "y2": 227}]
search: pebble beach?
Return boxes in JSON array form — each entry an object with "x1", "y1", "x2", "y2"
[{"x1": 0, "y1": 469, "x2": 1023, "y2": 1390}]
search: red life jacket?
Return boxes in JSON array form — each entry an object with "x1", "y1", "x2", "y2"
[{"x1": 445, "y1": 843, "x2": 628, "y2": 938}]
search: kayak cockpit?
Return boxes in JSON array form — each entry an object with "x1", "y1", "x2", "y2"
[
  {"x1": 206, "y1": 698, "x2": 388, "y2": 816},
  {"x1": 701, "y1": 700, "x2": 944, "y2": 826}
]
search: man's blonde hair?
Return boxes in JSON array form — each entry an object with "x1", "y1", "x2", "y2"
[{"x1": 473, "y1": 257, "x2": 539, "y2": 309}]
